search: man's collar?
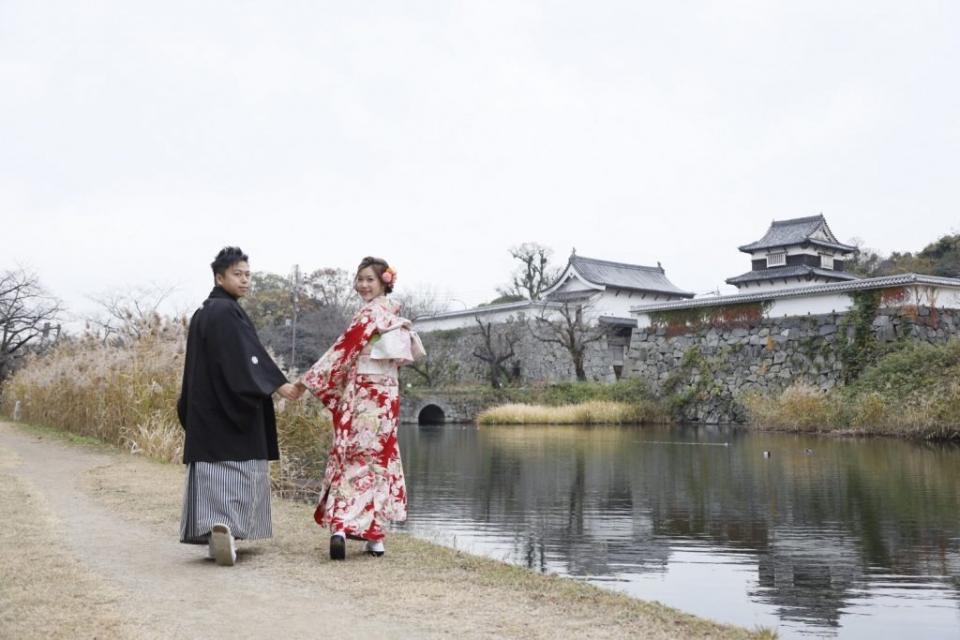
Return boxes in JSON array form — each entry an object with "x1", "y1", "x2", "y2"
[{"x1": 209, "y1": 286, "x2": 237, "y2": 301}]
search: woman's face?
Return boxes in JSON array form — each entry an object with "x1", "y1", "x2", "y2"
[{"x1": 355, "y1": 266, "x2": 384, "y2": 302}]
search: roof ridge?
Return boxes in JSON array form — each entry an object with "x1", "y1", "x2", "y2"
[
  {"x1": 572, "y1": 255, "x2": 662, "y2": 271},
  {"x1": 770, "y1": 214, "x2": 825, "y2": 226}
]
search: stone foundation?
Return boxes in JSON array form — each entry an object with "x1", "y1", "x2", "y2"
[{"x1": 625, "y1": 306, "x2": 960, "y2": 423}]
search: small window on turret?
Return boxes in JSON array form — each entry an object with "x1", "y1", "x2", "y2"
[
  {"x1": 767, "y1": 252, "x2": 786, "y2": 267},
  {"x1": 821, "y1": 255, "x2": 834, "y2": 270}
]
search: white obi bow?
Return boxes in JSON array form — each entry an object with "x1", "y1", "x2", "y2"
[{"x1": 369, "y1": 318, "x2": 426, "y2": 366}]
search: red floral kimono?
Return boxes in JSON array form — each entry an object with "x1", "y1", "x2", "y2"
[{"x1": 301, "y1": 296, "x2": 416, "y2": 541}]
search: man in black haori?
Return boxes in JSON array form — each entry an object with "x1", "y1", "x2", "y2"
[{"x1": 177, "y1": 246, "x2": 301, "y2": 565}]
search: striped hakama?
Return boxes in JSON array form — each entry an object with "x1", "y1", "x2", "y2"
[{"x1": 179, "y1": 460, "x2": 273, "y2": 544}]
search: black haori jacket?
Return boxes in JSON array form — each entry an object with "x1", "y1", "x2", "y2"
[{"x1": 177, "y1": 286, "x2": 288, "y2": 463}]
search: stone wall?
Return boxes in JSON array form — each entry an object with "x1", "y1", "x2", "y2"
[
  {"x1": 406, "y1": 322, "x2": 614, "y2": 388},
  {"x1": 399, "y1": 390, "x2": 500, "y2": 424},
  {"x1": 625, "y1": 306, "x2": 960, "y2": 424}
]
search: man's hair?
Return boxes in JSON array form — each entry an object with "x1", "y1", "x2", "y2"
[
  {"x1": 356, "y1": 256, "x2": 393, "y2": 294},
  {"x1": 211, "y1": 247, "x2": 249, "y2": 276}
]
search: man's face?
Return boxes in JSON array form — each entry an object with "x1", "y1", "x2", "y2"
[{"x1": 215, "y1": 261, "x2": 251, "y2": 298}]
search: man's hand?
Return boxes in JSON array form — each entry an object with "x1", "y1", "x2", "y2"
[{"x1": 276, "y1": 383, "x2": 303, "y2": 401}]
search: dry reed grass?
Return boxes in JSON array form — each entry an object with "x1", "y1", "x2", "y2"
[
  {"x1": 743, "y1": 339, "x2": 960, "y2": 439},
  {"x1": 477, "y1": 400, "x2": 668, "y2": 425},
  {"x1": 0, "y1": 315, "x2": 333, "y2": 487},
  {"x1": 742, "y1": 380, "x2": 960, "y2": 439},
  {"x1": 740, "y1": 384, "x2": 841, "y2": 432}
]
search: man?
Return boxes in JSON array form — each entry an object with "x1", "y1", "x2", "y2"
[{"x1": 177, "y1": 246, "x2": 301, "y2": 565}]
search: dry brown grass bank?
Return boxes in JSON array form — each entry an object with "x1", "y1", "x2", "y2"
[
  {"x1": 477, "y1": 400, "x2": 670, "y2": 425},
  {"x1": 741, "y1": 340, "x2": 960, "y2": 439},
  {"x1": 0, "y1": 445, "x2": 134, "y2": 639}
]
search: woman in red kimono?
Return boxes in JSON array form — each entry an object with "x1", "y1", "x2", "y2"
[{"x1": 296, "y1": 256, "x2": 423, "y2": 560}]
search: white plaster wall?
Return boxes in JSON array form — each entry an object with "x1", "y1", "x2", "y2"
[
  {"x1": 586, "y1": 291, "x2": 637, "y2": 318},
  {"x1": 414, "y1": 290, "x2": 647, "y2": 332},
  {"x1": 581, "y1": 291, "x2": 680, "y2": 322},
  {"x1": 554, "y1": 275, "x2": 596, "y2": 293},
  {"x1": 734, "y1": 277, "x2": 834, "y2": 293},
  {"x1": 632, "y1": 293, "x2": 851, "y2": 328},
  {"x1": 937, "y1": 287, "x2": 960, "y2": 309},
  {"x1": 756, "y1": 247, "x2": 815, "y2": 259},
  {"x1": 769, "y1": 293, "x2": 850, "y2": 316},
  {"x1": 414, "y1": 307, "x2": 534, "y2": 332},
  {"x1": 412, "y1": 314, "x2": 475, "y2": 331},
  {"x1": 904, "y1": 284, "x2": 960, "y2": 309}
]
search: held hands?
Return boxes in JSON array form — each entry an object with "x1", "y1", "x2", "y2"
[{"x1": 276, "y1": 383, "x2": 305, "y2": 401}]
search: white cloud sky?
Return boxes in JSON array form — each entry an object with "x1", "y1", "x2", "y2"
[{"x1": 2, "y1": 1, "x2": 958, "y2": 324}]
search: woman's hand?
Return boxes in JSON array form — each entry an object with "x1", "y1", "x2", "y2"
[
  {"x1": 276, "y1": 383, "x2": 303, "y2": 401},
  {"x1": 292, "y1": 381, "x2": 309, "y2": 399}
]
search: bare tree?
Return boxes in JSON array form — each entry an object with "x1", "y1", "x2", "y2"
[
  {"x1": 304, "y1": 267, "x2": 357, "y2": 318},
  {"x1": 393, "y1": 285, "x2": 451, "y2": 320},
  {"x1": 529, "y1": 301, "x2": 605, "y2": 382},
  {"x1": 0, "y1": 269, "x2": 62, "y2": 380},
  {"x1": 406, "y1": 339, "x2": 460, "y2": 387},
  {"x1": 472, "y1": 316, "x2": 521, "y2": 388},
  {"x1": 86, "y1": 283, "x2": 176, "y2": 344},
  {"x1": 498, "y1": 242, "x2": 560, "y2": 300}
]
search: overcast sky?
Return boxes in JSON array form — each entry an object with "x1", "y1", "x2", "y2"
[{"x1": 3, "y1": 1, "x2": 958, "y2": 324}]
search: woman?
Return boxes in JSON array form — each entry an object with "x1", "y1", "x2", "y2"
[{"x1": 296, "y1": 256, "x2": 424, "y2": 559}]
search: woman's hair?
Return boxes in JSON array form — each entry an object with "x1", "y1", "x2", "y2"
[
  {"x1": 211, "y1": 246, "x2": 249, "y2": 276},
  {"x1": 356, "y1": 256, "x2": 393, "y2": 294}
]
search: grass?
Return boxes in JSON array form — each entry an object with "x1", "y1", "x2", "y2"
[
  {"x1": 518, "y1": 378, "x2": 661, "y2": 405},
  {"x1": 0, "y1": 446, "x2": 133, "y2": 639},
  {"x1": 0, "y1": 316, "x2": 333, "y2": 488},
  {"x1": 408, "y1": 377, "x2": 664, "y2": 406},
  {"x1": 477, "y1": 400, "x2": 669, "y2": 425},
  {"x1": 742, "y1": 338, "x2": 960, "y2": 439}
]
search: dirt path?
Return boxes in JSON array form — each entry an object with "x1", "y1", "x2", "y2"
[{"x1": 0, "y1": 421, "x2": 770, "y2": 640}]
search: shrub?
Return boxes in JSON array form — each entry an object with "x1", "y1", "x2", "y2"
[{"x1": 742, "y1": 384, "x2": 840, "y2": 432}]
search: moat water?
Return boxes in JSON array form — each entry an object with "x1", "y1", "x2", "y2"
[{"x1": 395, "y1": 423, "x2": 960, "y2": 639}]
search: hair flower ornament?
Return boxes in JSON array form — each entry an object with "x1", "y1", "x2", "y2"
[{"x1": 382, "y1": 267, "x2": 397, "y2": 285}]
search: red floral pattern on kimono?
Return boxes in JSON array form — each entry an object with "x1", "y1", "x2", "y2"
[{"x1": 301, "y1": 296, "x2": 408, "y2": 541}]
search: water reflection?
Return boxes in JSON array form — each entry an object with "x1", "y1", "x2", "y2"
[{"x1": 396, "y1": 424, "x2": 960, "y2": 639}]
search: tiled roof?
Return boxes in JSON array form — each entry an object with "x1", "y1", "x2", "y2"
[
  {"x1": 555, "y1": 255, "x2": 695, "y2": 297},
  {"x1": 631, "y1": 273, "x2": 960, "y2": 314},
  {"x1": 726, "y1": 265, "x2": 861, "y2": 286},
  {"x1": 547, "y1": 290, "x2": 598, "y2": 303},
  {"x1": 738, "y1": 215, "x2": 858, "y2": 253},
  {"x1": 411, "y1": 299, "x2": 541, "y2": 322},
  {"x1": 598, "y1": 315, "x2": 639, "y2": 327}
]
